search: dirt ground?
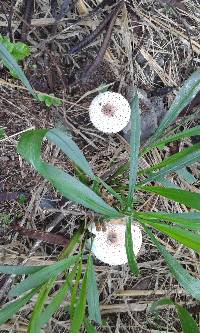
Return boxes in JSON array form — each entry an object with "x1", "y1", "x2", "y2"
[{"x1": 0, "y1": 0, "x2": 200, "y2": 332}]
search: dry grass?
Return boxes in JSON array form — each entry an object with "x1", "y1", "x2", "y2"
[{"x1": 0, "y1": 0, "x2": 200, "y2": 332}]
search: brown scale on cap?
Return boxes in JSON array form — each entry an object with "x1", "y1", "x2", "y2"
[{"x1": 101, "y1": 103, "x2": 116, "y2": 117}]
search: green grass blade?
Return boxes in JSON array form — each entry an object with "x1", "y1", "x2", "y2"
[
  {"x1": 0, "y1": 265, "x2": 45, "y2": 275},
  {"x1": 59, "y1": 225, "x2": 84, "y2": 259},
  {"x1": 136, "y1": 211, "x2": 200, "y2": 230},
  {"x1": 150, "y1": 298, "x2": 200, "y2": 333},
  {"x1": 0, "y1": 43, "x2": 36, "y2": 97},
  {"x1": 142, "y1": 124, "x2": 200, "y2": 155},
  {"x1": 151, "y1": 69, "x2": 200, "y2": 141},
  {"x1": 47, "y1": 128, "x2": 95, "y2": 179},
  {"x1": 175, "y1": 304, "x2": 200, "y2": 333},
  {"x1": 87, "y1": 256, "x2": 101, "y2": 324},
  {"x1": 17, "y1": 129, "x2": 48, "y2": 167},
  {"x1": 141, "y1": 186, "x2": 200, "y2": 211},
  {"x1": 125, "y1": 217, "x2": 139, "y2": 276},
  {"x1": 41, "y1": 163, "x2": 122, "y2": 217},
  {"x1": 141, "y1": 220, "x2": 200, "y2": 252},
  {"x1": 70, "y1": 266, "x2": 88, "y2": 333},
  {"x1": 157, "y1": 177, "x2": 179, "y2": 189},
  {"x1": 70, "y1": 261, "x2": 82, "y2": 320},
  {"x1": 18, "y1": 129, "x2": 122, "y2": 218},
  {"x1": 128, "y1": 94, "x2": 141, "y2": 208},
  {"x1": 95, "y1": 176, "x2": 125, "y2": 206},
  {"x1": 28, "y1": 278, "x2": 56, "y2": 333},
  {"x1": 139, "y1": 143, "x2": 200, "y2": 184},
  {"x1": 142, "y1": 225, "x2": 200, "y2": 300},
  {"x1": 176, "y1": 167, "x2": 197, "y2": 184},
  {"x1": 9, "y1": 255, "x2": 80, "y2": 297},
  {"x1": 40, "y1": 266, "x2": 77, "y2": 327},
  {"x1": 84, "y1": 318, "x2": 98, "y2": 333},
  {"x1": 0, "y1": 289, "x2": 36, "y2": 325}
]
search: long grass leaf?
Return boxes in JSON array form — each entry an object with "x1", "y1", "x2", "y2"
[
  {"x1": 87, "y1": 256, "x2": 101, "y2": 324},
  {"x1": 142, "y1": 225, "x2": 200, "y2": 300},
  {"x1": 139, "y1": 143, "x2": 200, "y2": 184},
  {"x1": 0, "y1": 289, "x2": 36, "y2": 325},
  {"x1": 136, "y1": 211, "x2": 200, "y2": 230},
  {"x1": 96, "y1": 176, "x2": 125, "y2": 206},
  {"x1": 142, "y1": 124, "x2": 200, "y2": 155},
  {"x1": 70, "y1": 266, "x2": 88, "y2": 333},
  {"x1": 125, "y1": 217, "x2": 139, "y2": 276},
  {"x1": 41, "y1": 163, "x2": 122, "y2": 217},
  {"x1": 128, "y1": 94, "x2": 141, "y2": 208},
  {"x1": 151, "y1": 69, "x2": 200, "y2": 141},
  {"x1": 141, "y1": 186, "x2": 200, "y2": 211},
  {"x1": 47, "y1": 128, "x2": 94, "y2": 179},
  {"x1": 175, "y1": 304, "x2": 200, "y2": 333},
  {"x1": 141, "y1": 220, "x2": 200, "y2": 252},
  {"x1": 28, "y1": 278, "x2": 56, "y2": 333},
  {"x1": 9, "y1": 255, "x2": 80, "y2": 297},
  {"x1": 0, "y1": 265, "x2": 44, "y2": 275},
  {"x1": 150, "y1": 298, "x2": 200, "y2": 333},
  {"x1": 18, "y1": 129, "x2": 122, "y2": 218},
  {"x1": 176, "y1": 167, "x2": 197, "y2": 184},
  {"x1": 59, "y1": 225, "x2": 84, "y2": 259},
  {"x1": 40, "y1": 266, "x2": 77, "y2": 327}
]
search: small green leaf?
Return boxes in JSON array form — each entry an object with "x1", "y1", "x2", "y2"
[
  {"x1": 150, "y1": 298, "x2": 200, "y2": 333},
  {"x1": 0, "y1": 43, "x2": 35, "y2": 97},
  {"x1": 0, "y1": 128, "x2": 6, "y2": 139},
  {"x1": 142, "y1": 225, "x2": 200, "y2": 300},
  {"x1": 128, "y1": 93, "x2": 141, "y2": 208},
  {"x1": 141, "y1": 220, "x2": 200, "y2": 252},
  {"x1": 141, "y1": 186, "x2": 200, "y2": 211},
  {"x1": 87, "y1": 256, "x2": 101, "y2": 324},
  {"x1": 12, "y1": 42, "x2": 30, "y2": 60},
  {"x1": 125, "y1": 217, "x2": 139, "y2": 276},
  {"x1": 9, "y1": 255, "x2": 80, "y2": 297},
  {"x1": 151, "y1": 69, "x2": 200, "y2": 141},
  {"x1": 0, "y1": 289, "x2": 37, "y2": 325},
  {"x1": 37, "y1": 93, "x2": 62, "y2": 107}
]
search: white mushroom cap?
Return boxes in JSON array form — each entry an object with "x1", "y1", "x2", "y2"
[
  {"x1": 88, "y1": 219, "x2": 142, "y2": 265},
  {"x1": 89, "y1": 92, "x2": 131, "y2": 133}
]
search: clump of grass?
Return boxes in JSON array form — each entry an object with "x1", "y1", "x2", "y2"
[{"x1": 0, "y1": 39, "x2": 200, "y2": 332}]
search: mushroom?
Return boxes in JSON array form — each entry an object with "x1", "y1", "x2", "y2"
[
  {"x1": 89, "y1": 92, "x2": 131, "y2": 133},
  {"x1": 88, "y1": 218, "x2": 142, "y2": 265}
]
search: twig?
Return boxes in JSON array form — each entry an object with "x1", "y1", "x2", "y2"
[
  {"x1": 21, "y1": 0, "x2": 34, "y2": 41},
  {"x1": 116, "y1": 288, "x2": 186, "y2": 297},
  {"x1": 0, "y1": 126, "x2": 35, "y2": 143},
  {"x1": 69, "y1": 10, "x2": 115, "y2": 54},
  {"x1": 81, "y1": 1, "x2": 124, "y2": 82}
]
